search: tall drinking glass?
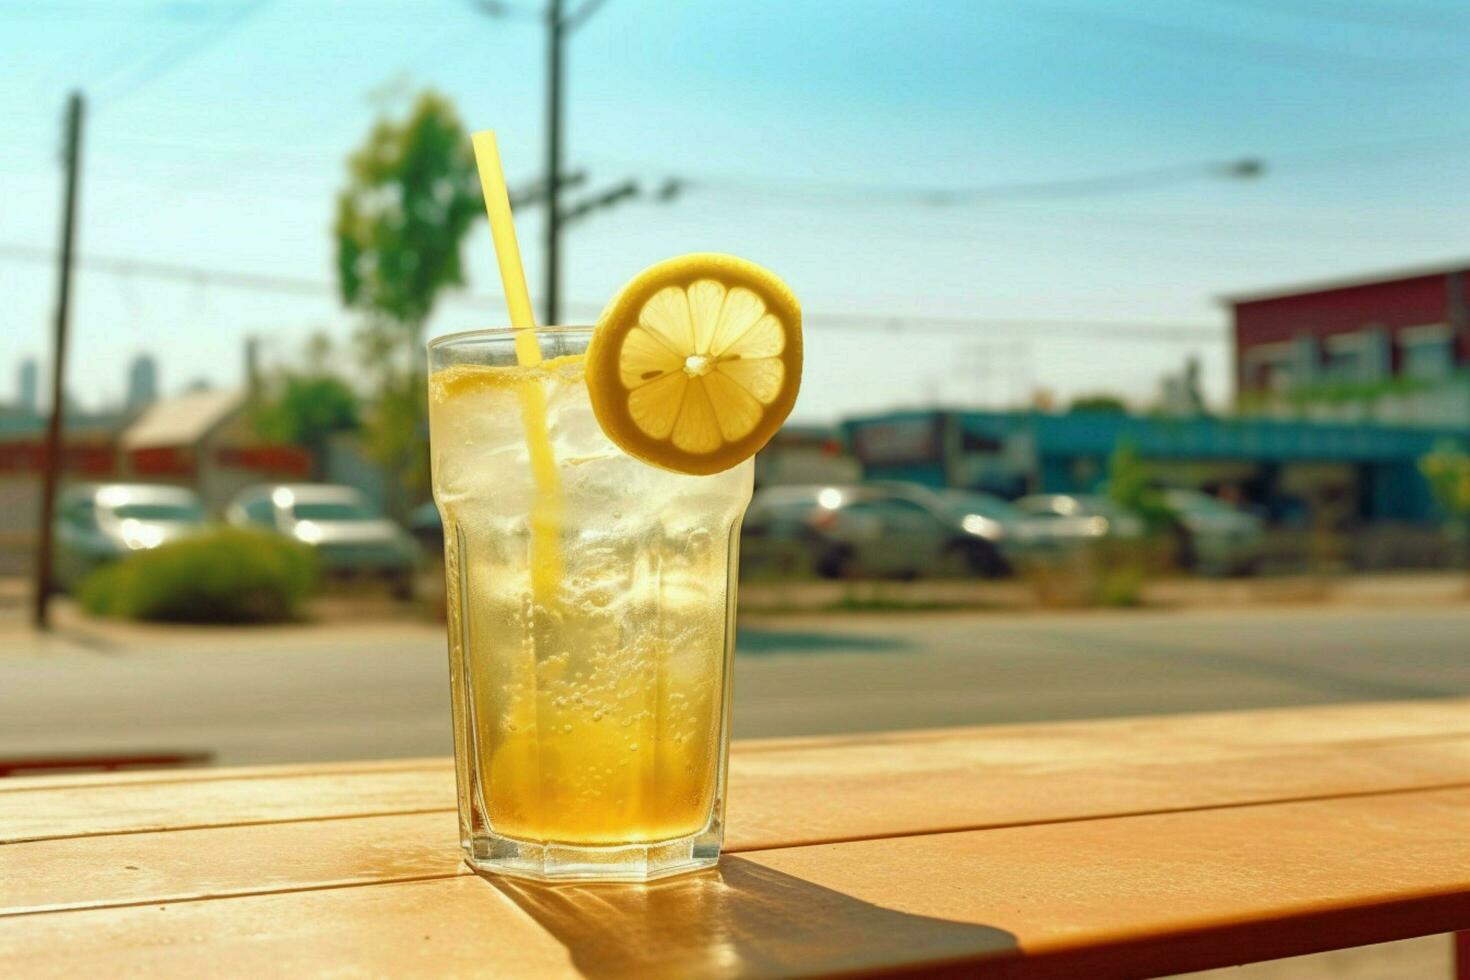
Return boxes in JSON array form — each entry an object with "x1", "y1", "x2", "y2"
[{"x1": 427, "y1": 326, "x2": 753, "y2": 881}]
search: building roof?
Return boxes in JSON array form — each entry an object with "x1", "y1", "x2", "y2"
[
  {"x1": 120, "y1": 388, "x2": 244, "y2": 450},
  {"x1": 1220, "y1": 258, "x2": 1470, "y2": 306}
]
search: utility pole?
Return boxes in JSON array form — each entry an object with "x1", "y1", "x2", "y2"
[
  {"x1": 33, "y1": 91, "x2": 84, "y2": 630},
  {"x1": 544, "y1": 0, "x2": 564, "y2": 326},
  {"x1": 477, "y1": 0, "x2": 622, "y2": 322}
]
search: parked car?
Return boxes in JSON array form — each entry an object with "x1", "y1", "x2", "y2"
[
  {"x1": 54, "y1": 483, "x2": 207, "y2": 590},
  {"x1": 742, "y1": 484, "x2": 926, "y2": 580},
  {"x1": 926, "y1": 488, "x2": 1061, "y2": 573},
  {"x1": 226, "y1": 484, "x2": 420, "y2": 597},
  {"x1": 1013, "y1": 494, "x2": 1147, "y2": 545},
  {"x1": 408, "y1": 501, "x2": 445, "y2": 557},
  {"x1": 1161, "y1": 489, "x2": 1264, "y2": 577},
  {"x1": 870, "y1": 483, "x2": 1037, "y2": 576},
  {"x1": 742, "y1": 483, "x2": 1011, "y2": 579},
  {"x1": 741, "y1": 485, "x2": 857, "y2": 579}
]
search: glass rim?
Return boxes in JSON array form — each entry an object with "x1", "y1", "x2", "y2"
[{"x1": 426, "y1": 324, "x2": 595, "y2": 352}]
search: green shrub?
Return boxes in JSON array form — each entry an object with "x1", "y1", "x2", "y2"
[
  {"x1": 1094, "y1": 561, "x2": 1146, "y2": 608},
  {"x1": 1022, "y1": 539, "x2": 1148, "y2": 608},
  {"x1": 80, "y1": 528, "x2": 317, "y2": 623}
]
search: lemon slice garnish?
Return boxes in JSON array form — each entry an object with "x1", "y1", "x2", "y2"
[{"x1": 586, "y1": 253, "x2": 801, "y2": 475}]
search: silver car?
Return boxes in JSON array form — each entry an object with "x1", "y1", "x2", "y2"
[
  {"x1": 54, "y1": 483, "x2": 206, "y2": 589},
  {"x1": 1013, "y1": 494, "x2": 1147, "y2": 544},
  {"x1": 929, "y1": 488, "x2": 1057, "y2": 573},
  {"x1": 226, "y1": 484, "x2": 420, "y2": 597},
  {"x1": 1162, "y1": 489, "x2": 1264, "y2": 577},
  {"x1": 743, "y1": 484, "x2": 1001, "y2": 579}
]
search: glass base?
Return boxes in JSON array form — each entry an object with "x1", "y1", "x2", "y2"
[{"x1": 464, "y1": 829, "x2": 721, "y2": 882}]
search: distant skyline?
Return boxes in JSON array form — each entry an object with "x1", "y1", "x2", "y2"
[
  {"x1": 4, "y1": 0, "x2": 1470, "y2": 419},
  {"x1": 3, "y1": 351, "x2": 164, "y2": 416}
]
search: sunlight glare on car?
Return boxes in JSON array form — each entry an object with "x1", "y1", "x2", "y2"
[
  {"x1": 119, "y1": 518, "x2": 165, "y2": 550},
  {"x1": 961, "y1": 514, "x2": 1003, "y2": 539},
  {"x1": 98, "y1": 486, "x2": 131, "y2": 508}
]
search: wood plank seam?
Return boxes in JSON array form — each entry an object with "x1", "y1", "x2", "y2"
[
  {"x1": 1, "y1": 806, "x2": 458, "y2": 846},
  {"x1": 733, "y1": 777, "x2": 1470, "y2": 854},
  {"x1": 9, "y1": 772, "x2": 1469, "y2": 852},
  {"x1": 994, "y1": 891, "x2": 1470, "y2": 980},
  {"x1": 0, "y1": 760, "x2": 454, "y2": 794},
  {"x1": 2, "y1": 708, "x2": 1458, "y2": 799},
  {"x1": 725, "y1": 729, "x2": 1470, "y2": 766},
  {"x1": 4, "y1": 727, "x2": 1460, "y2": 797},
  {"x1": 7, "y1": 781, "x2": 1469, "y2": 922},
  {"x1": 0, "y1": 870, "x2": 473, "y2": 920},
  {"x1": 9, "y1": 700, "x2": 1469, "y2": 792},
  {"x1": 7, "y1": 800, "x2": 1469, "y2": 979}
]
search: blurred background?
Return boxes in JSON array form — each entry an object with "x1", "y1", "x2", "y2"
[
  {"x1": 5, "y1": 3, "x2": 1469, "y2": 972},
  {"x1": 3, "y1": 0, "x2": 1470, "y2": 915},
  {"x1": 6, "y1": 0, "x2": 1470, "y2": 750}
]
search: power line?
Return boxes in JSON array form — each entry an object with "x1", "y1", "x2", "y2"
[
  {"x1": 21, "y1": 121, "x2": 1464, "y2": 215},
  {"x1": 1203, "y1": 0, "x2": 1470, "y2": 34},
  {"x1": 660, "y1": 157, "x2": 1262, "y2": 208},
  {"x1": 1017, "y1": 0, "x2": 1463, "y2": 83},
  {"x1": 93, "y1": 0, "x2": 273, "y2": 104},
  {"x1": 801, "y1": 311, "x2": 1219, "y2": 343},
  {"x1": 471, "y1": 0, "x2": 616, "y2": 322},
  {"x1": 0, "y1": 243, "x2": 331, "y2": 298},
  {"x1": 563, "y1": 0, "x2": 612, "y2": 32},
  {"x1": 464, "y1": 0, "x2": 543, "y2": 21},
  {"x1": 0, "y1": 243, "x2": 1222, "y2": 343},
  {"x1": 620, "y1": 128, "x2": 1470, "y2": 214}
]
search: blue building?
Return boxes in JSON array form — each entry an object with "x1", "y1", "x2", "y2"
[{"x1": 842, "y1": 409, "x2": 1466, "y2": 525}]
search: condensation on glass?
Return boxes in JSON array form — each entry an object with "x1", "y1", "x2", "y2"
[{"x1": 427, "y1": 326, "x2": 752, "y2": 881}]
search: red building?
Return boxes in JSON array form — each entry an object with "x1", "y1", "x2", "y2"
[
  {"x1": 0, "y1": 391, "x2": 310, "y2": 575},
  {"x1": 1228, "y1": 262, "x2": 1470, "y2": 399}
]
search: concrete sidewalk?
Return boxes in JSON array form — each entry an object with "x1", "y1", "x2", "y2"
[
  {"x1": 738, "y1": 570, "x2": 1470, "y2": 613},
  {"x1": 1, "y1": 571, "x2": 1466, "y2": 640}
]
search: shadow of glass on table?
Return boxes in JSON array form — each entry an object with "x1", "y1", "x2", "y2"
[{"x1": 480, "y1": 856, "x2": 1016, "y2": 978}]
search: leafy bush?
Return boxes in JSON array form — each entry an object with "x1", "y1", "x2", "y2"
[
  {"x1": 80, "y1": 528, "x2": 317, "y2": 623},
  {"x1": 1106, "y1": 439, "x2": 1175, "y2": 536},
  {"x1": 1421, "y1": 441, "x2": 1470, "y2": 525},
  {"x1": 1023, "y1": 539, "x2": 1148, "y2": 608},
  {"x1": 1421, "y1": 440, "x2": 1470, "y2": 571}
]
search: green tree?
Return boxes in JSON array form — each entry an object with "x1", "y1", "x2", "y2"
[
  {"x1": 1068, "y1": 393, "x2": 1128, "y2": 415},
  {"x1": 1420, "y1": 441, "x2": 1470, "y2": 567},
  {"x1": 1105, "y1": 439, "x2": 1172, "y2": 534},
  {"x1": 251, "y1": 333, "x2": 360, "y2": 478},
  {"x1": 253, "y1": 375, "x2": 358, "y2": 446},
  {"x1": 334, "y1": 89, "x2": 481, "y2": 511}
]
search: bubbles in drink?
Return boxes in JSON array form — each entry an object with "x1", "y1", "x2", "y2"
[{"x1": 430, "y1": 356, "x2": 750, "y2": 845}]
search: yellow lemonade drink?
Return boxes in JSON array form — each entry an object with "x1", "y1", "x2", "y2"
[{"x1": 428, "y1": 328, "x2": 752, "y2": 879}]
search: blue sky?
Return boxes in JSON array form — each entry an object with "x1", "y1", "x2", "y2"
[{"x1": 3, "y1": 0, "x2": 1469, "y2": 419}]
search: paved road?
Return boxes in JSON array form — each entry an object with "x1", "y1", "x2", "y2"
[{"x1": 2, "y1": 605, "x2": 1469, "y2": 766}]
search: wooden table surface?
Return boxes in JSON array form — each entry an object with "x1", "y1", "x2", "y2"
[{"x1": 4, "y1": 698, "x2": 1470, "y2": 978}]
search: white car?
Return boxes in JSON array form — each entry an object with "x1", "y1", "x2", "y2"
[
  {"x1": 54, "y1": 483, "x2": 207, "y2": 589},
  {"x1": 1162, "y1": 489, "x2": 1264, "y2": 577},
  {"x1": 227, "y1": 484, "x2": 420, "y2": 597}
]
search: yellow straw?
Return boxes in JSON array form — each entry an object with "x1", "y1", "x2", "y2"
[
  {"x1": 470, "y1": 129, "x2": 562, "y2": 598},
  {"x1": 471, "y1": 131, "x2": 541, "y2": 366}
]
